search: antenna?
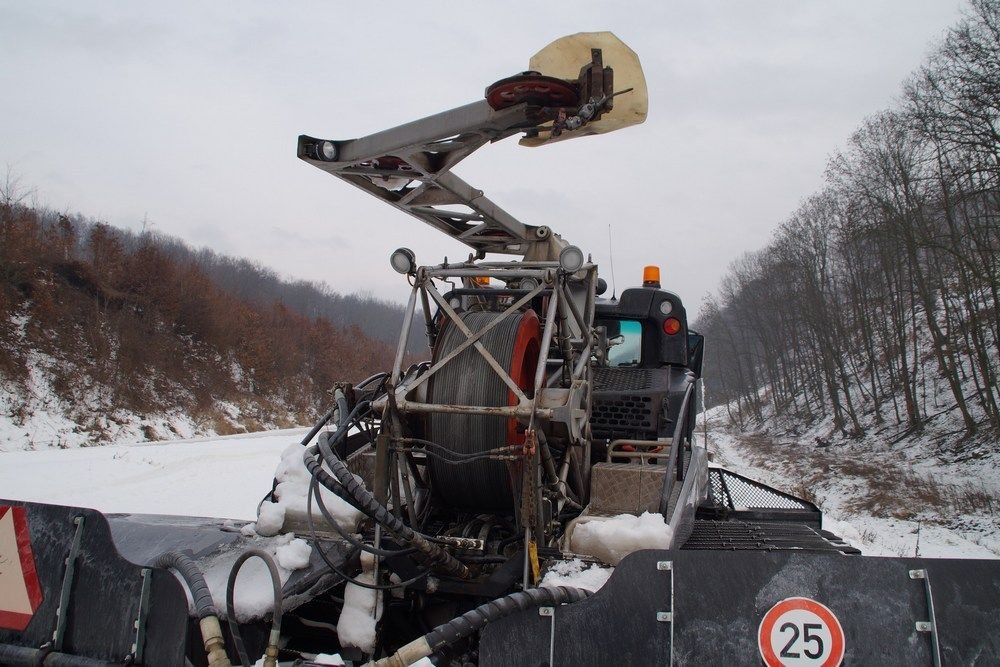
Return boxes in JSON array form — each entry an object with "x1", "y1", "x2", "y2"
[{"x1": 607, "y1": 223, "x2": 617, "y2": 300}]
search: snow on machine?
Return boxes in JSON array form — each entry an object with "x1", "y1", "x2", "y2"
[{"x1": 2, "y1": 32, "x2": 999, "y2": 667}]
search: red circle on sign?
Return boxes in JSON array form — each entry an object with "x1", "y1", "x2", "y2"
[{"x1": 758, "y1": 597, "x2": 845, "y2": 667}]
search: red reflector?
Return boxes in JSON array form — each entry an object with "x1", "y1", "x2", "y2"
[{"x1": 663, "y1": 317, "x2": 681, "y2": 335}]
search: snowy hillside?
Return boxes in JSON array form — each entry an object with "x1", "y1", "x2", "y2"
[
  {"x1": 0, "y1": 207, "x2": 400, "y2": 451},
  {"x1": 703, "y1": 407, "x2": 999, "y2": 559},
  {"x1": 0, "y1": 346, "x2": 302, "y2": 452}
]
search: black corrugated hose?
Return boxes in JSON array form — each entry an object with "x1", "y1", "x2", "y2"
[
  {"x1": 305, "y1": 401, "x2": 470, "y2": 579},
  {"x1": 309, "y1": 475, "x2": 416, "y2": 558},
  {"x1": 298, "y1": 388, "x2": 350, "y2": 448},
  {"x1": 151, "y1": 550, "x2": 217, "y2": 618},
  {"x1": 426, "y1": 586, "x2": 592, "y2": 649},
  {"x1": 368, "y1": 586, "x2": 593, "y2": 667},
  {"x1": 302, "y1": 444, "x2": 366, "y2": 514},
  {"x1": 150, "y1": 551, "x2": 230, "y2": 666},
  {"x1": 305, "y1": 477, "x2": 432, "y2": 592}
]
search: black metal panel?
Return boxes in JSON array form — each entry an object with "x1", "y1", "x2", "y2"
[
  {"x1": 480, "y1": 549, "x2": 1000, "y2": 666},
  {"x1": 590, "y1": 367, "x2": 690, "y2": 442},
  {"x1": 0, "y1": 500, "x2": 188, "y2": 665},
  {"x1": 591, "y1": 393, "x2": 657, "y2": 433},
  {"x1": 480, "y1": 550, "x2": 673, "y2": 667},
  {"x1": 105, "y1": 513, "x2": 246, "y2": 561},
  {"x1": 104, "y1": 513, "x2": 348, "y2": 606},
  {"x1": 592, "y1": 367, "x2": 655, "y2": 392}
]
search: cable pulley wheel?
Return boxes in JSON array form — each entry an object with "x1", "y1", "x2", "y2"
[
  {"x1": 427, "y1": 310, "x2": 541, "y2": 511},
  {"x1": 485, "y1": 73, "x2": 580, "y2": 110}
]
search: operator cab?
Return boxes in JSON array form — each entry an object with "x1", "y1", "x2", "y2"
[{"x1": 591, "y1": 265, "x2": 704, "y2": 459}]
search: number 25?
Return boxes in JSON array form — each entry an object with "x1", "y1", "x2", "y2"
[{"x1": 779, "y1": 621, "x2": 825, "y2": 659}]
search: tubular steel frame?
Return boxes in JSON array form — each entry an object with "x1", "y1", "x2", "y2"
[
  {"x1": 367, "y1": 257, "x2": 598, "y2": 547},
  {"x1": 375, "y1": 259, "x2": 598, "y2": 445}
]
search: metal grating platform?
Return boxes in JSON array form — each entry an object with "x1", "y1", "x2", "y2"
[{"x1": 683, "y1": 519, "x2": 861, "y2": 554}]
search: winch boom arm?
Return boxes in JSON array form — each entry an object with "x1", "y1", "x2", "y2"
[
  {"x1": 298, "y1": 99, "x2": 557, "y2": 258},
  {"x1": 297, "y1": 33, "x2": 649, "y2": 260}
]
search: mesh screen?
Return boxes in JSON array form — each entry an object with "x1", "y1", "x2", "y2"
[
  {"x1": 592, "y1": 367, "x2": 654, "y2": 391},
  {"x1": 710, "y1": 469, "x2": 811, "y2": 511}
]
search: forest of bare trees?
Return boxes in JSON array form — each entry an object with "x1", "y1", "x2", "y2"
[
  {"x1": 696, "y1": 0, "x2": 1000, "y2": 445},
  {"x1": 0, "y1": 193, "x2": 403, "y2": 438}
]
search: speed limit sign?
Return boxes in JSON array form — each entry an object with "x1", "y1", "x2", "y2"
[{"x1": 757, "y1": 597, "x2": 845, "y2": 667}]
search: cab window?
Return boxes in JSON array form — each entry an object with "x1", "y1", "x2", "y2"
[{"x1": 603, "y1": 319, "x2": 642, "y2": 367}]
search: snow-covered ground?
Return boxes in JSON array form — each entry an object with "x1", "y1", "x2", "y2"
[
  {"x1": 703, "y1": 406, "x2": 999, "y2": 559},
  {"x1": 0, "y1": 428, "x2": 307, "y2": 519}
]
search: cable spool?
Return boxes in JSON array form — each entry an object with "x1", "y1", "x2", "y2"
[{"x1": 427, "y1": 310, "x2": 541, "y2": 511}]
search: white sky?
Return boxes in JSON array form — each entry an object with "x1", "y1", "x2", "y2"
[{"x1": 0, "y1": 1, "x2": 964, "y2": 315}]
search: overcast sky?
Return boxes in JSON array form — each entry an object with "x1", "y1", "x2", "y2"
[{"x1": 0, "y1": 1, "x2": 965, "y2": 316}]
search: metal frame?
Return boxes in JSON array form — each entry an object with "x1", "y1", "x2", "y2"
[
  {"x1": 366, "y1": 256, "x2": 598, "y2": 545},
  {"x1": 298, "y1": 100, "x2": 570, "y2": 259},
  {"x1": 374, "y1": 259, "x2": 597, "y2": 441}
]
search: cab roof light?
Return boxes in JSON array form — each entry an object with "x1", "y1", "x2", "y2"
[{"x1": 643, "y1": 265, "x2": 661, "y2": 288}]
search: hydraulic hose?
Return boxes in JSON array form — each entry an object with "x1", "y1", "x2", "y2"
[
  {"x1": 300, "y1": 403, "x2": 341, "y2": 448},
  {"x1": 309, "y1": 476, "x2": 417, "y2": 558},
  {"x1": 302, "y1": 444, "x2": 366, "y2": 514},
  {"x1": 299, "y1": 398, "x2": 371, "y2": 515},
  {"x1": 368, "y1": 586, "x2": 592, "y2": 667},
  {"x1": 151, "y1": 551, "x2": 230, "y2": 667},
  {"x1": 312, "y1": 404, "x2": 470, "y2": 579},
  {"x1": 278, "y1": 390, "x2": 357, "y2": 504},
  {"x1": 306, "y1": 482, "x2": 432, "y2": 592},
  {"x1": 226, "y1": 549, "x2": 283, "y2": 667},
  {"x1": 151, "y1": 550, "x2": 217, "y2": 618},
  {"x1": 301, "y1": 400, "x2": 469, "y2": 579}
]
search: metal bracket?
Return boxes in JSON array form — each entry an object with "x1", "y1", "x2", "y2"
[
  {"x1": 656, "y1": 560, "x2": 675, "y2": 666},
  {"x1": 131, "y1": 568, "x2": 153, "y2": 664},
  {"x1": 909, "y1": 569, "x2": 942, "y2": 667},
  {"x1": 538, "y1": 606, "x2": 556, "y2": 666},
  {"x1": 52, "y1": 515, "x2": 85, "y2": 651}
]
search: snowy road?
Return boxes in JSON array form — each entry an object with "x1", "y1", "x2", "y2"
[{"x1": 0, "y1": 428, "x2": 307, "y2": 520}]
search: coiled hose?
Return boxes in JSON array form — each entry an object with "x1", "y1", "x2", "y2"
[
  {"x1": 368, "y1": 586, "x2": 592, "y2": 667},
  {"x1": 226, "y1": 549, "x2": 283, "y2": 667},
  {"x1": 305, "y1": 401, "x2": 470, "y2": 579},
  {"x1": 151, "y1": 551, "x2": 231, "y2": 667}
]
